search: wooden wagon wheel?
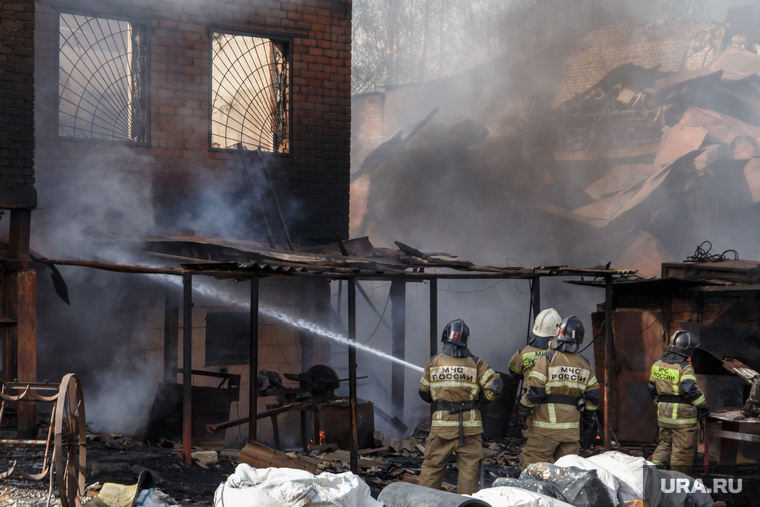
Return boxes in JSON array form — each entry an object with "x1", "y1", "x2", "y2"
[{"x1": 54, "y1": 374, "x2": 86, "y2": 507}]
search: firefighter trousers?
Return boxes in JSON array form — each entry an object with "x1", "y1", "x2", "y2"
[
  {"x1": 651, "y1": 425, "x2": 698, "y2": 475},
  {"x1": 520, "y1": 427, "x2": 580, "y2": 471},
  {"x1": 419, "y1": 433, "x2": 485, "y2": 495}
]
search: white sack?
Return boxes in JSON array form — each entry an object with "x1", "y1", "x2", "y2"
[
  {"x1": 471, "y1": 486, "x2": 576, "y2": 507},
  {"x1": 213, "y1": 464, "x2": 382, "y2": 507},
  {"x1": 587, "y1": 451, "x2": 662, "y2": 506},
  {"x1": 554, "y1": 454, "x2": 620, "y2": 506}
]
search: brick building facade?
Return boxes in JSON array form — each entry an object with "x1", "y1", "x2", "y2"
[
  {"x1": 35, "y1": 0, "x2": 351, "y2": 244},
  {"x1": 22, "y1": 0, "x2": 352, "y2": 445},
  {"x1": 0, "y1": 0, "x2": 36, "y2": 208}
]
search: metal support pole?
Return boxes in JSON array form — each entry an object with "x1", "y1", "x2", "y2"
[
  {"x1": 391, "y1": 280, "x2": 406, "y2": 421},
  {"x1": 429, "y1": 279, "x2": 438, "y2": 358},
  {"x1": 249, "y1": 276, "x2": 260, "y2": 443},
  {"x1": 182, "y1": 273, "x2": 193, "y2": 465},
  {"x1": 531, "y1": 276, "x2": 541, "y2": 318},
  {"x1": 604, "y1": 276, "x2": 613, "y2": 451},
  {"x1": 429, "y1": 279, "x2": 437, "y2": 419},
  {"x1": 164, "y1": 290, "x2": 180, "y2": 383},
  {"x1": 348, "y1": 277, "x2": 358, "y2": 474}
]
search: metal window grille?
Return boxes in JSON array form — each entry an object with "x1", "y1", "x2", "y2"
[
  {"x1": 211, "y1": 32, "x2": 290, "y2": 153},
  {"x1": 58, "y1": 13, "x2": 148, "y2": 143}
]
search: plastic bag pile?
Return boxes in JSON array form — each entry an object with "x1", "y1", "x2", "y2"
[{"x1": 473, "y1": 451, "x2": 714, "y2": 507}]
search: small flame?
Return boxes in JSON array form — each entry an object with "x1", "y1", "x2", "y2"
[{"x1": 307, "y1": 431, "x2": 326, "y2": 450}]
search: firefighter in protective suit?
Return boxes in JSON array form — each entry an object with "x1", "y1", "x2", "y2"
[
  {"x1": 649, "y1": 330, "x2": 710, "y2": 475},
  {"x1": 418, "y1": 319, "x2": 503, "y2": 495},
  {"x1": 516, "y1": 315, "x2": 600, "y2": 470},
  {"x1": 507, "y1": 309, "x2": 562, "y2": 440},
  {"x1": 509, "y1": 308, "x2": 563, "y2": 388}
]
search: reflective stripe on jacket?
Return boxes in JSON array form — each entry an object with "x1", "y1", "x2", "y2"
[
  {"x1": 419, "y1": 353, "x2": 501, "y2": 439},
  {"x1": 648, "y1": 356, "x2": 707, "y2": 428},
  {"x1": 519, "y1": 350, "x2": 600, "y2": 436},
  {"x1": 508, "y1": 345, "x2": 549, "y2": 391}
]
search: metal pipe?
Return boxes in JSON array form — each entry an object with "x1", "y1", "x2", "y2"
[
  {"x1": 430, "y1": 278, "x2": 437, "y2": 419},
  {"x1": 164, "y1": 289, "x2": 180, "y2": 383},
  {"x1": 348, "y1": 277, "x2": 358, "y2": 473},
  {"x1": 429, "y1": 279, "x2": 438, "y2": 356},
  {"x1": 604, "y1": 276, "x2": 613, "y2": 451},
  {"x1": 391, "y1": 280, "x2": 406, "y2": 420},
  {"x1": 378, "y1": 482, "x2": 490, "y2": 507},
  {"x1": 182, "y1": 272, "x2": 193, "y2": 465},
  {"x1": 250, "y1": 275, "x2": 260, "y2": 443}
]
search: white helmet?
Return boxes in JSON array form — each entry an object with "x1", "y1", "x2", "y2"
[{"x1": 532, "y1": 308, "x2": 562, "y2": 338}]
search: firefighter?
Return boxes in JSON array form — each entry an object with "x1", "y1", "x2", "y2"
[
  {"x1": 418, "y1": 319, "x2": 503, "y2": 495},
  {"x1": 648, "y1": 330, "x2": 710, "y2": 475},
  {"x1": 509, "y1": 308, "x2": 562, "y2": 388},
  {"x1": 516, "y1": 315, "x2": 600, "y2": 470},
  {"x1": 507, "y1": 308, "x2": 562, "y2": 441}
]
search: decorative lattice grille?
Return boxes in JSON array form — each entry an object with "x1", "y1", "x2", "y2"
[
  {"x1": 58, "y1": 13, "x2": 147, "y2": 142},
  {"x1": 211, "y1": 33, "x2": 289, "y2": 153}
]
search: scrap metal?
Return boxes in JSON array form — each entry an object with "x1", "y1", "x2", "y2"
[{"x1": 0, "y1": 374, "x2": 86, "y2": 507}]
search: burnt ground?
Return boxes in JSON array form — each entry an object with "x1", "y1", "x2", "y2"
[
  {"x1": 1, "y1": 437, "x2": 523, "y2": 506},
  {"x1": 0, "y1": 441, "x2": 237, "y2": 507}
]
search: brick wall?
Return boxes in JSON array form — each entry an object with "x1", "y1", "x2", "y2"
[
  {"x1": 0, "y1": 0, "x2": 36, "y2": 208},
  {"x1": 34, "y1": 0, "x2": 351, "y2": 244},
  {"x1": 553, "y1": 19, "x2": 720, "y2": 106}
]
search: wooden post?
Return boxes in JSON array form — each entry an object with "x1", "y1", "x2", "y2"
[
  {"x1": 8, "y1": 210, "x2": 31, "y2": 268},
  {"x1": 16, "y1": 270, "x2": 36, "y2": 433}
]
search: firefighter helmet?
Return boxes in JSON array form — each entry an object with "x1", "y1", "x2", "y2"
[
  {"x1": 556, "y1": 315, "x2": 585, "y2": 344},
  {"x1": 668, "y1": 330, "x2": 699, "y2": 357},
  {"x1": 529, "y1": 308, "x2": 562, "y2": 345},
  {"x1": 441, "y1": 319, "x2": 469, "y2": 347}
]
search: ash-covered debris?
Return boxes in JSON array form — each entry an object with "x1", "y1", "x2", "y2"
[
  {"x1": 0, "y1": 438, "x2": 236, "y2": 507},
  {"x1": 352, "y1": 38, "x2": 760, "y2": 277}
]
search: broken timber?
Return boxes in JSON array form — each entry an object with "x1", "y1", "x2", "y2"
[{"x1": 240, "y1": 440, "x2": 319, "y2": 474}]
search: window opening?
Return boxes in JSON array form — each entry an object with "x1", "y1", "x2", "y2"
[
  {"x1": 211, "y1": 32, "x2": 290, "y2": 153},
  {"x1": 58, "y1": 12, "x2": 148, "y2": 142}
]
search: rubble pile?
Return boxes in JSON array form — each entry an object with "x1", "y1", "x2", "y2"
[
  {"x1": 351, "y1": 44, "x2": 760, "y2": 277},
  {"x1": 533, "y1": 46, "x2": 760, "y2": 274}
]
